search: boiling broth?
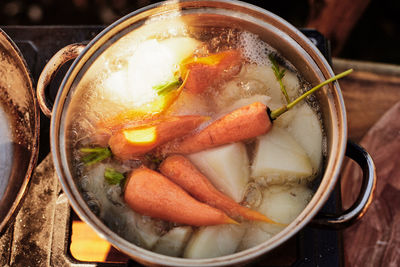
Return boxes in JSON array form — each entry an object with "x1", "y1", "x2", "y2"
[{"x1": 66, "y1": 23, "x2": 326, "y2": 258}]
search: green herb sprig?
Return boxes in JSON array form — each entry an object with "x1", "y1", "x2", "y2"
[
  {"x1": 104, "y1": 167, "x2": 125, "y2": 185},
  {"x1": 80, "y1": 147, "x2": 111, "y2": 166},
  {"x1": 153, "y1": 77, "x2": 182, "y2": 96},
  {"x1": 270, "y1": 69, "x2": 353, "y2": 120},
  {"x1": 269, "y1": 54, "x2": 290, "y2": 104}
]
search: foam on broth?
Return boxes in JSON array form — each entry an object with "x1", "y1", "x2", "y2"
[{"x1": 66, "y1": 22, "x2": 326, "y2": 258}]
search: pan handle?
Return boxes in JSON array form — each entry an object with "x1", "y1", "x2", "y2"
[
  {"x1": 37, "y1": 43, "x2": 86, "y2": 117},
  {"x1": 310, "y1": 140, "x2": 376, "y2": 229}
]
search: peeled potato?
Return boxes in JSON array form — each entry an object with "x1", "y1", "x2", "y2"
[
  {"x1": 286, "y1": 104, "x2": 323, "y2": 171},
  {"x1": 189, "y1": 143, "x2": 249, "y2": 202},
  {"x1": 167, "y1": 91, "x2": 210, "y2": 116},
  {"x1": 153, "y1": 226, "x2": 193, "y2": 257},
  {"x1": 282, "y1": 70, "x2": 300, "y2": 100},
  {"x1": 215, "y1": 77, "x2": 269, "y2": 110},
  {"x1": 102, "y1": 207, "x2": 163, "y2": 249},
  {"x1": 251, "y1": 127, "x2": 313, "y2": 184},
  {"x1": 258, "y1": 185, "x2": 313, "y2": 224},
  {"x1": 183, "y1": 224, "x2": 246, "y2": 259},
  {"x1": 273, "y1": 104, "x2": 323, "y2": 171},
  {"x1": 242, "y1": 64, "x2": 300, "y2": 102},
  {"x1": 273, "y1": 105, "x2": 299, "y2": 128},
  {"x1": 239, "y1": 185, "x2": 311, "y2": 250},
  {"x1": 237, "y1": 222, "x2": 284, "y2": 251},
  {"x1": 238, "y1": 224, "x2": 273, "y2": 251},
  {"x1": 103, "y1": 37, "x2": 199, "y2": 109},
  {"x1": 162, "y1": 37, "x2": 201, "y2": 63},
  {"x1": 240, "y1": 64, "x2": 285, "y2": 107}
]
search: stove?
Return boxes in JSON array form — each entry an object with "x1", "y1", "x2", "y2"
[{"x1": 0, "y1": 26, "x2": 342, "y2": 267}]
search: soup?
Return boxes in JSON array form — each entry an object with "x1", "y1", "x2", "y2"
[{"x1": 66, "y1": 18, "x2": 325, "y2": 259}]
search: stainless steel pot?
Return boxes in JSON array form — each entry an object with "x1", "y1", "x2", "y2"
[
  {"x1": 0, "y1": 29, "x2": 40, "y2": 234},
  {"x1": 37, "y1": 1, "x2": 376, "y2": 266}
]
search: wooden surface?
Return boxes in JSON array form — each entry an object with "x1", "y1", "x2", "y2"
[
  {"x1": 341, "y1": 102, "x2": 400, "y2": 266},
  {"x1": 335, "y1": 59, "x2": 400, "y2": 266},
  {"x1": 333, "y1": 58, "x2": 400, "y2": 142}
]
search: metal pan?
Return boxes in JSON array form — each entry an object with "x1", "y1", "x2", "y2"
[
  {"x1": 0, "y1": 29, "x2": 40, "y2": 233},
  {"x1": 37, "y1": 1, "x2": 375, "y2": 265}
]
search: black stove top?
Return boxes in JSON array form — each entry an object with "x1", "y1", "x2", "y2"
[{"x1": 0, "y1": 26, "x2": 342, "y2": 267}]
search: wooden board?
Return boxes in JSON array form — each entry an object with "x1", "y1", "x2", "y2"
[
  {"x1": 340, "y1": 101, "x2": 400, "y2": 266},
  {"x1": 333, "y1": 59, "x2": 400, "y2": 141}
]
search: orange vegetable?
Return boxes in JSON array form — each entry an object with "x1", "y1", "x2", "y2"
[
  {"x1": 160, "y1": 155, "x2": 277, "y2": 224},
  {"x1": 93, "y1": 72, "x2": 191, "y2": 146},
  {"x1": 159, "y1": 102, "x2": 272, "y2": 155},
  {"x1": 109, "y1": 115, "x2": 208, "y2": 160},
  {"x1": 182, "y1": 50, "x2": 242, "y2": 94},
  {"x1": 124, "y1": 166, "x2": 238, "y2": 226},
  {"x1": 93, "y1": 112, "x2": 159, "y2": 147}
]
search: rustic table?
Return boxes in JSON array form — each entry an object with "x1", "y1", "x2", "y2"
[{"x1": 334, "y1": 59, "x2": 400, "y2": 266}]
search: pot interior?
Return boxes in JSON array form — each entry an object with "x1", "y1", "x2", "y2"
[{"x1": 52, "y1": 1, "x2": 346, "y2": 266}]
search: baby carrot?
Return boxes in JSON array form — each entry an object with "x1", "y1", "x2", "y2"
[
  {"x1": 158, "y1": 69, "x2": 354, "y2": 155},
  {"x1": 159, "y1": 155, "x2": 277, "y2": 224},
  {"x1": 92, "y1": 113, "x2": 159, "y2": 147},
  {"x1": 159, "y1": 102, "x2": 271, "y2": 155},
  {"x1": 109, "y1": 115, "x2": 209, "y2": 160},
  {"x1": 93, "y1": 71, "x2": 191, "y2": 146},
  {"x1": 124, "y1": 166, "x2": 238, "y2": 226}
]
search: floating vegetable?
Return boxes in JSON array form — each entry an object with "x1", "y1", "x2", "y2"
[
  {"x1": 184, "y1": 224, "x2": 246, "y2": 259},
  {"x1": 153, "y1": 226, "x2": 193, "y2": 257},
  {"x1": 251, "y1": 127, "x2": 313, "y2": 183},
  {"x1": 159, "y1": 69, "x2": 353, "y2": 155},
  {"x1": 108, "y1": 115, "x2": 209, "y2": 160},
  {"x1": 93, "y1": 71, "x2": 191, "y2": 146},
  {"x1": 104, "y1": 167, "x2": 125, "y2": 185},
  {"x1": 80, "y1": 147, "x2": 111, "y2": 166},
  {"x1": 124, "y1": 166, "x2": 238, "y2": 226},
  {"x1": 159, "y1": 155, "x2": 278, "y2": 224},
  {"x1": 159, "y1": 102, "x2": 271, "y2": 154},
  {"x1": 269, "y1": 54, "x2": 290, "y2": 104},
  {"x1": 188, "y1": 142, "x2": 250, "y2": 202},
  {"x1": 181, "y1": 50, "x2": 242, "y2": 94},
  {"x1": 153, "y1": 77, "x2": 182, "y2": 96}
]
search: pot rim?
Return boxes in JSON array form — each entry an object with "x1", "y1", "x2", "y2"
[
  {"x1": 0, "y1": 28, "x2": 40, "y2": 234},
  {"x1": 50, "y1": 1, "x2": 347, "y2": 266}
]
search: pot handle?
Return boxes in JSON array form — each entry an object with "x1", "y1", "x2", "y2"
[
  {"x1": 37, "y1": 43, "x2": 86, "y2": 117},
  {"x1": 310, "y1": 140, "x2": 376, "y2": 229}
]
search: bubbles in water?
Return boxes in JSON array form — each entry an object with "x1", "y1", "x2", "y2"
[
  {"x1": 238, "y1": 31, "x2": 275, "y2": 66},
  {"x1": 106, "y1": 185, "x2": 124, "y2": 206},
  {"x1": 65, "y1": 23, "x2": 327, "y2": 258},
  {"x1": 242, "y1": 182, "x2": 263, "y2": 208},
  {"x1": 83, "y1": 192, "x2": 101, "y2": 216}
]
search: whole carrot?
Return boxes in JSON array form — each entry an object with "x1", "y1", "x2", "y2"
[
  {"x1": 124, "y1": 166, "x2": 237, "y2": 226},
  {"x1": 93, "y1": 112, "x2": 160, "y2": 147},
  {"x1": 109, "y1": 115, "x2": 208, "y2": 160},
  {"x1": 159, "y1": 155, "x2": 277, "y2": 224},
  {"x1": 158, "y1": 69, "x2": 353, "y2": 155},
  {"x1": 93, "y1": 71, "x2": 191, "y2": 146},
  {"x1": 159, "y1": 102, "x2": 271, "y2": 155}
]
